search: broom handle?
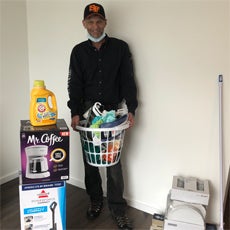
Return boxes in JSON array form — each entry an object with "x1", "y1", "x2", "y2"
[{"x1": 218, "y1": 75, "x2": 224, "y2": 230}]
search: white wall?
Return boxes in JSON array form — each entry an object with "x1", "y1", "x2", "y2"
[
  {"x1": 0, "y1": 0, "x2": 29, "y2": 183},
  {"x1": 1, "y1": 0, "x2": 229, "y2": 225}
]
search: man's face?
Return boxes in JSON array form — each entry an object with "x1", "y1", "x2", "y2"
[{"x1": 83, "y1": 15, "x2": 107, "y2": 39}]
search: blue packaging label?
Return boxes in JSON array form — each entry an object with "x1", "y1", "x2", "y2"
[
  {"x1": 37, "y1": 98, "x2": 46, "y2": 102},
  {"x1": 24, "y1": 206, "x2": 47, "y2": 214},
  {"x1": 22, "y1": 181, "x2": 65, "y2": 191}
]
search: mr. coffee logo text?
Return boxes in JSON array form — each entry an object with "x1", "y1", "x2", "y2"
[{"x1": 27, "y1": 133, "x2": 63, "y2": 146}]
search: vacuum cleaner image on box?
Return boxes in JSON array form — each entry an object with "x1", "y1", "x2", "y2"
[{"x1": 50, "y1": 201, "x2": 57, "y2": 230}]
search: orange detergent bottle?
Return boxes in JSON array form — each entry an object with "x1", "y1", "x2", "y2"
[{"x1": 30, "y1": 80, "x2": 58, "y2": 126}]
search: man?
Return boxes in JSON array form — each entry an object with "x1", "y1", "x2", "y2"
[{"x1": 67, "y1": 3, "x2": 138, "y2": 230}]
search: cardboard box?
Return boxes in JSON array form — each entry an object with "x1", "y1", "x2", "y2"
[
  {"x1": 170, "y1": 176, "x2": 209, "y2": 205},
  {"x1": 150, "y1": 225, "x2": 163, "y2": 230},
  {"x1": 19, "y1": 181, "x2": 66, "y2": 230},
  {"x1": 20, "y1": 119, "x2": 69, "y2": 184},
  {"x1": 151, "y1": 213, "x2": 164, "y2": 230}
]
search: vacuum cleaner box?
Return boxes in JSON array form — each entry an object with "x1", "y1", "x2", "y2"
[
  {"x1": 170, "y1": 176, "x2": 209, "y2": 205},
  {"x1": 19, "y1": 181, "x2": 66, "y2": 230},
  {"x1": 20, "y1": 119, "x2": 69, "y2": 184}
]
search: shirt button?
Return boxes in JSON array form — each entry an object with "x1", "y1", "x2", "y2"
[
  {"x1": 98, "y1": 92, "x2": 102, "y2": 95},
  {"x1": 99, "y1": 70, "x2": 102, "y2": 73},
  {"x1": 98, "y1": 58, "x2": 102, "y2": 62}
]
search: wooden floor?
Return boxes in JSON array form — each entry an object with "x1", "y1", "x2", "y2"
[
  {"x1": 0, "y1": 178, "x2": 152, "y2": 230},
  {"x1": 1, "y1": 178, "x2": 229, "y2": 230}
]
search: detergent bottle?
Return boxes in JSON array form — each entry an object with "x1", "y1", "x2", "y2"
[{"x1": 30, "y1": 80, "x2": 58, "y2": 126}]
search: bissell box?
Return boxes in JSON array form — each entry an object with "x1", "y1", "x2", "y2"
[
  {"x1": 20, "y1": 119, "x2": 69, "y2": 184},
  {"x1": 19, "y1": 181, "x2": 66, "y2": 230}
]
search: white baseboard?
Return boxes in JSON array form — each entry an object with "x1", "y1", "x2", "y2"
[
  {"x1": 0, "y1": 170, "x2": 19, "y2": 185},
  {"x1": 68, "y1": 176, "x2": 162, "y2": 215},
  {"x1": 67, "y1": 176, "x2": 86, "y2": 189},
  {"x1": 125, "y1": 197, "x2": 162, "y2": 215}
]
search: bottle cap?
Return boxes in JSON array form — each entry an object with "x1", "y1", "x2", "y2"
[{"x1": 34, "y1": 80, "x2": 45, "y2": 87}]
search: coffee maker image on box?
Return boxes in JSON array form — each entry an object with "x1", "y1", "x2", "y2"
[{"x1": 25, "y1": 145, "x2": 50, "y2": 179}]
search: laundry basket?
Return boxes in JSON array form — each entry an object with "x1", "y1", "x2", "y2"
[{"x1": 76, "y1": 121, "x2": 129, "y2": 167}]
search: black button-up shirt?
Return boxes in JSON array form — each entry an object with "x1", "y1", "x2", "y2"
[{"x1": 67, "y1": 35, "x2": 138, "y2": 117}]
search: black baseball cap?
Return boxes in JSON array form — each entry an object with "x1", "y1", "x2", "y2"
[{"x1": 84, "y1": 3, "x2": 106, "y2": 20}]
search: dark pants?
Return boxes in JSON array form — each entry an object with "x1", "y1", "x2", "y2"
[{"x1": 82, "y1": 151, "x2": 127, "y2": 215}]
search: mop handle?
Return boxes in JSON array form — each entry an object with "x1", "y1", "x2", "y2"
[
  {"x1": 218, "y1": 74, "x2": 224, "y2": 230},
  {"x1": 219, "y1": 75, "x2": 223, "y2": 83}
]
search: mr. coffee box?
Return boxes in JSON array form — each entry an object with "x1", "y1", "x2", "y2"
[
  {"x1": 19, "y1": 181, "x2": 66, "y2": 230},
  {"x1": 20, "y1": 119, "x2": 69, "y2": 184}
]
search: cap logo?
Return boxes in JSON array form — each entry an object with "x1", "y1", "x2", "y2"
[{"x1": 89, "y1": 4, "x2": 100, "y2": 13}]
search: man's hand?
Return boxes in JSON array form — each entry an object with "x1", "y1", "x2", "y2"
[
  {"x1": 128, "y1": 112, "x2": 135, "y2": 128},
  {"x1": 71, "y1": 115, "x2": 80, "y2": 131}
]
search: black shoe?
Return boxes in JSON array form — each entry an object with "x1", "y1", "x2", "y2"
[
  {"x1": 86, "y1": 201, "x2": 103, "y2": 219},
  {"x1": 112, "y1": 214, "x2": 133, "y2": 230}
]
